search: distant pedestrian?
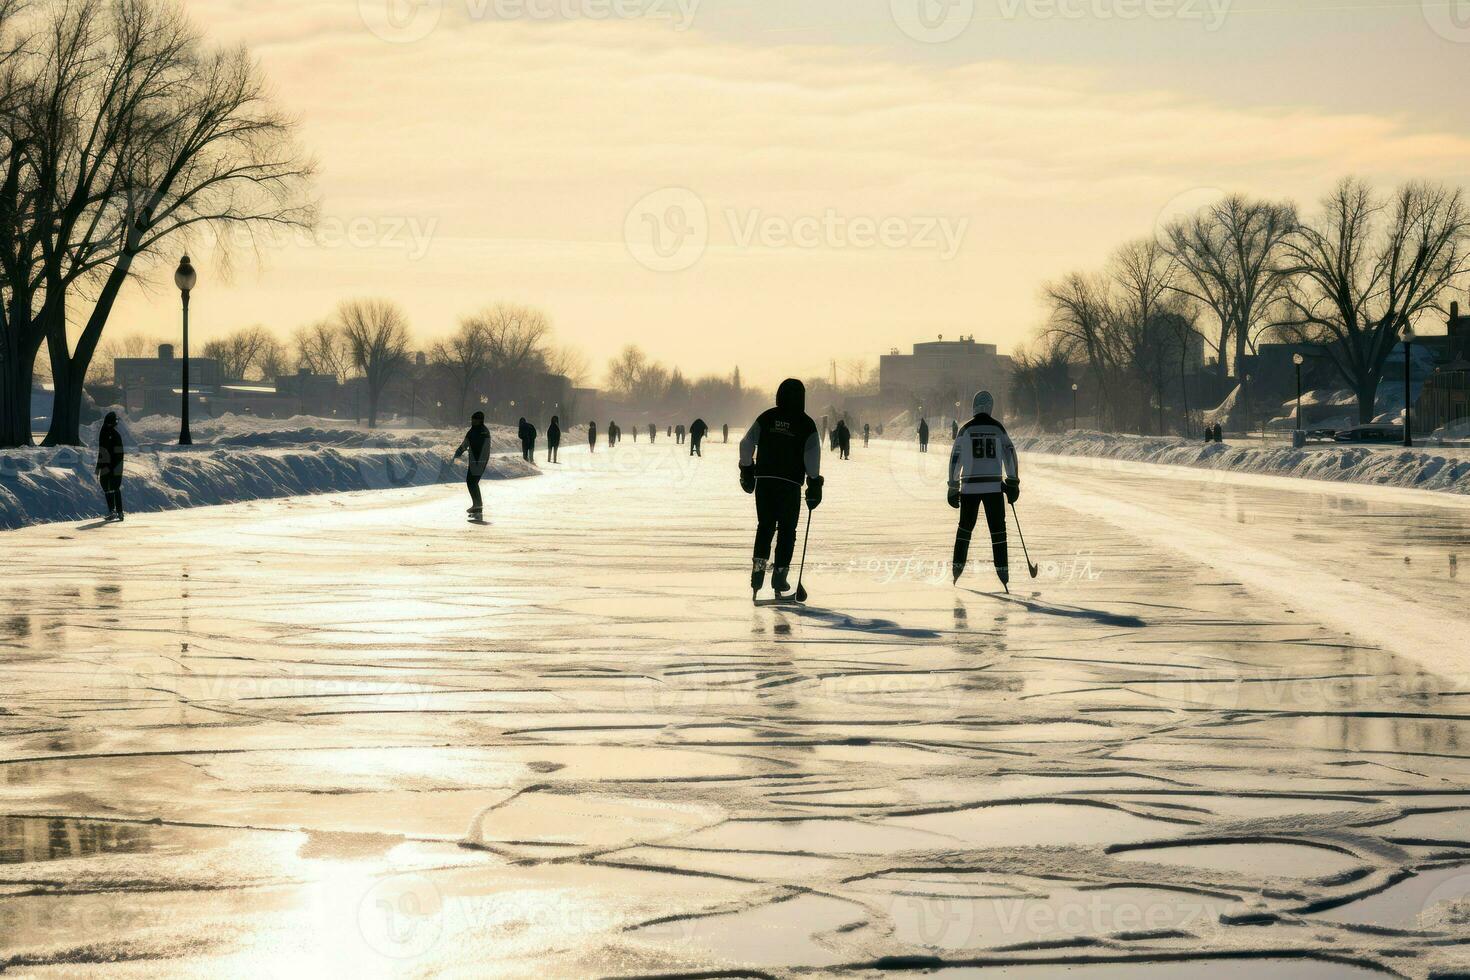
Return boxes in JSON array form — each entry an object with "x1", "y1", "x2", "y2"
[
  {"x1": 609, "y1": 421, "x2": 620, "y2": 447},
  {"x1": 676, "y1": 423, "x2": 686, "y2": 445},
  {"x1": 633, "y1": 424, "x2": 639, "y2": 443},
  {"x1": 96, "y1": 411, "x2": 125, "y2": 521},
  {"x1": 453, "y1": 411, "x2": 492, "y2": 516},
  {"x1": 951, "y1": 418, "x2": 959, "y2": 440},
  {"x1": 723, "y1": 423, "x2": 729, "y2": 443},
  {"x1": 918, "y1": 418, "x2": 930, "y2": 453},
  {"x1": 650, "y1": 423, "x2": 657, "y2": 443},
  {"x1": 521, "y1": 418, "x2": 537, "y2": 462},
  {"x1": 690, "y1": 418, "x2": 708, "y2": 456},
  {"x1": 589, "y1": 420, "x2": 598, "y2": 453},
  {"x1": 836, "y1": 419, "x2": 851, "y2": 460},
  {"x1": 862, "y1": 422, "x2": 870, "y2": 448},
  {"x1": 547, "y1": 416, "x2": 561, "y2": 463}
]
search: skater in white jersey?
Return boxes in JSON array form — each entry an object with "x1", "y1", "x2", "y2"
[{"x1": 948, "y1": 391, "x2": 1020, "y2": 590}]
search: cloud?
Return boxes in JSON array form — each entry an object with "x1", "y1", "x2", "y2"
[{"x1": 127, "y1": 5, "x2": 1470, "y2": 386}]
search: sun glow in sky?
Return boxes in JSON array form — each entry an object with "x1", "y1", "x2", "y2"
[{"x1": 109, "y1": 0, "x2": 1470, "y2": 388}]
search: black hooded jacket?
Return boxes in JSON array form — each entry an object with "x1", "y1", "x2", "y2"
[
  {"x1": 97, "y1": 421, "x2": 124, "y2": 473},
  {"x1": 739, "y1": 379, "x2": 820, "y2": 485}
]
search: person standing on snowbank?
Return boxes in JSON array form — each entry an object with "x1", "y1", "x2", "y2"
[
  {"x1": 948, "y1": 391, "x2": 1020, "y2": 590},
  {"x1": 690, "y1": 418, "x2": 708, "y2": 456},
  {"x1": 547, "y1": 416, "x2": 562, "y2": 463},
  {"x1": 96, "y1": 412, "x2": 126, "y2": 521},
  {"x1": 739, "y1": 379, "x2": 823, "y2": 597},
  {"x1": 453, "y1": 412, "x2": 492, "y2": 516}
]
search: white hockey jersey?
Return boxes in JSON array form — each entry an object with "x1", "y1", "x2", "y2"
[{"x1": 948, "y1": 414, "x2": 1019, "y2": 495}]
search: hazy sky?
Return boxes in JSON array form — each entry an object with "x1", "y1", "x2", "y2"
[{"x1": 109, "y1": 0, "x2": 1470, "y2": 388}]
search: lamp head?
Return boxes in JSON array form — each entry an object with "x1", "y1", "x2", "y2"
[
  {"x1": 1401, "y1": 321, "x2": 1415, "y2": 342},
  {"x1": 1293, "y1": 353, "x2": 1304, "y2": 366},
  {"x1": 174, "y1": 255, "x2": 197, "y2": 293}
]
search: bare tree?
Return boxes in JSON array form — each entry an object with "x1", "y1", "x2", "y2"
[
  {"x1": 1276, "y1": 178, "x2": 1470, "y2": 423},
  {"x1": 89, "y1": 332, "x2": 167, "y2": 384},
  {"x1": 292, "y1": 321, "x2": 351, "y2": 380},
  {"x1": 1163, "y1": 195, "x2": 1296, "y2": 384},
  {"x1": 0, "y1": 0, "x2": 315, "y2": 446},
  {"x1": 470, "y1": 302, "x2": 551, "y2": 379},
  {"x1": 201, "y1": 325, "x2": 282, "y2": 381},
  {"x1": 338, "y1": 299, "x2": 411, "y2": 428},
  {"x1": 429, "y1": 316, "x2": 492, "y2": 418}
]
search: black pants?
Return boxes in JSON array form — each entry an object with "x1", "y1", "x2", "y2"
[
  {"x1": 548, "y1": 438, "x2": 559, "y2": 463},
  {"x1": 522, "y1": 441, "x2": 535, "y2": 462},
  {"x1": 467, "y1": 472, "x2": 483, "y2": 509},
  {"x1": 100, "y1": 471, "x2": 123, "y2": 515},
  {"x1": 753, "y1": 479, "x2": 802, "y2": 571},
  {"x1": 690, "y1": 436, "x2": 702, "y2": 456},
  {"x1": 920, "y1": 440, "x2": 929, "y2": 453},
  {"x1": 954, "y1": 493, "x2": 1007, "y2": 574}
]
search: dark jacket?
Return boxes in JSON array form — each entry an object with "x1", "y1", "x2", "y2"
[
  {"x1": 547, "y1": 419, "x2": 561, "y2": 444},
  {"x1": 739, "y1": 378, "x2": 820, "y2": 485},
  {"x1": 918, "y1": 420, "x2": 930, "y2": 442},
  {"x1": 97, "y1": 423, "x2": 125, "y2": 473},
  {"x1": 455, "y1": 423, "x2": 492, "y2": 474},
  {"x1": 691, "y1": 419, "x2": 707, "y2": 439}
]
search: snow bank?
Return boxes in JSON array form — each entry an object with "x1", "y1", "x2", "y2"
[
  {"x1": 1015, "y1": 430, "x2": 1470, "y2": 495},
  {"x1": 0, "y1": 420, "x2": 540, "y2": 528}
]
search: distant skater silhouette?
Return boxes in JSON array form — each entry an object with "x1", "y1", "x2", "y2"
[
  {"x1": 453, "y1": 411, "x2": 492, "y2": 516},
  {"x1": 949, "y1": 391, "x2": 1020, "y2": 590},
  {"x1": 689, "y1": 418, "x2": 707, "y2": 456},
  {"x1": 836, "y1": 419, "x2": 851, "y2": 460},
  {"x1": 589, "y1": 420, "x2": 598, "y2": 453},
  {"x1": 740, "y1": 379, "x2": 823, "y2": 598},
  {"x1": 609, "y1": 421, "x2": 620, "y2": 447},
  {"x1": 518, "y1": 417, "x2": 537, "y2": 462},
  {"x1": 676, "y1": 423, "x2": 685, "y2": 445},
  {"x1": 667, "y1": 425, "x2": 672, "y2": 439},
  {"x1": 723, "y1": 423, "x2": 729, "y2": 443},
  {"x1": 547, "y1": 416, "x2": 561, "y2": 463},
  {"x1": 918, "y1": 418, "x2": 930, "y2": 453},
  {"x1": 96, "y1": 411, "x2": 125, "y2": 521},
  {"x1": 863, "y1": 422, "x2": 870, "y2": 448},
  {"x1": 951, "y1": 418, "x2": 959, "y2": 440},
  {"x1": 650, "y1": 423, "x2": 657, "y2": 443}
]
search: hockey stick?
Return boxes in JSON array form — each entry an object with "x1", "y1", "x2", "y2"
[
  {"x1": 1009, "y1": 500, "x2": 1039, "y2": 579},
  {"x1": 792, "y1": 507, "x2": 813, "y2": 603}
]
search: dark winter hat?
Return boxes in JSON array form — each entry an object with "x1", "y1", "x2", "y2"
[
  {"x1": 103, "y1": 411, "x2": 118, "y2": 426},
  {"x1": 776, "y1": 378, "x2": 805, "y2": 413},
  {"x1": 973, "y1": 391, "x2": 994, "y2": 416},
  {"x1": 472, "y1": 411, "x2": 485, "y2": 422}
]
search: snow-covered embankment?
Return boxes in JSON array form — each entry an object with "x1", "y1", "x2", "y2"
[
  {"x1": 1015, "y1": 431, "x2": 1470, "y2": 495},
  {"x1": 0, "y1": 414, "x2": 538, "y2": 529}
]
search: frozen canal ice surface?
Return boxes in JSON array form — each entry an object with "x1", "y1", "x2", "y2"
[{"x1": 2, "y1": 440, "x2": 1469, "y2": 977}]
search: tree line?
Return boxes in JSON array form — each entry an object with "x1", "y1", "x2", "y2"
[
  {"x1": 0, "y1": 0, "x2": 315, "y2": 447},
  {"x1": 1012, "y1": 178, "x2": 1470, "y2": 432}
]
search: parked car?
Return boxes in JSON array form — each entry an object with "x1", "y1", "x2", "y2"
[{"x1": 1333, "y1": 424, "x2": 1404, "y2": 443}]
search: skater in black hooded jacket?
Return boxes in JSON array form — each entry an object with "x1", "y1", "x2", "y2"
[{"x1": 739, "y1": 379, "x2": 823, "y2": 597}]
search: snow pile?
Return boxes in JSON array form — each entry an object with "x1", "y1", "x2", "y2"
[
  {"x1": 1015, "y1": 430, "x2": 1470, "y2": 495},
  {"x1": 0, "y1": 440, "x2": 536, "y2": 530}
]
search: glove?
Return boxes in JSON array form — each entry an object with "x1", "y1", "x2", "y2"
[
  {"x1": 947, "y1": 485, "x2": 960, "y2": 509},
  {"x1": 1004, "y1": 478, "x2": 1020, "y2": 505},
  {"x1": 805, "y1": 475, "x2": 824, "y2": 510},
  {"x1": 739, "y1": 465, "x2": 756, "y2": 494}
]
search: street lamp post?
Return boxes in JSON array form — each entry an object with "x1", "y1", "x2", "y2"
[
  {"x1": 1243, "y1": 374, "x2": 1252, "y2": 437},
  {"x1": 1402, "y1": 322, "x2": 1415, "y2": 448},
  {"x1": 1071, "y1": 383, "x2": 1079, "y2": 430},
  {"x1": 1293, "y1": 353, "x2": 1304, "y2": 431},
  {"x1": 174, "y1": 255, "x2": 197, "y2": 445}
]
